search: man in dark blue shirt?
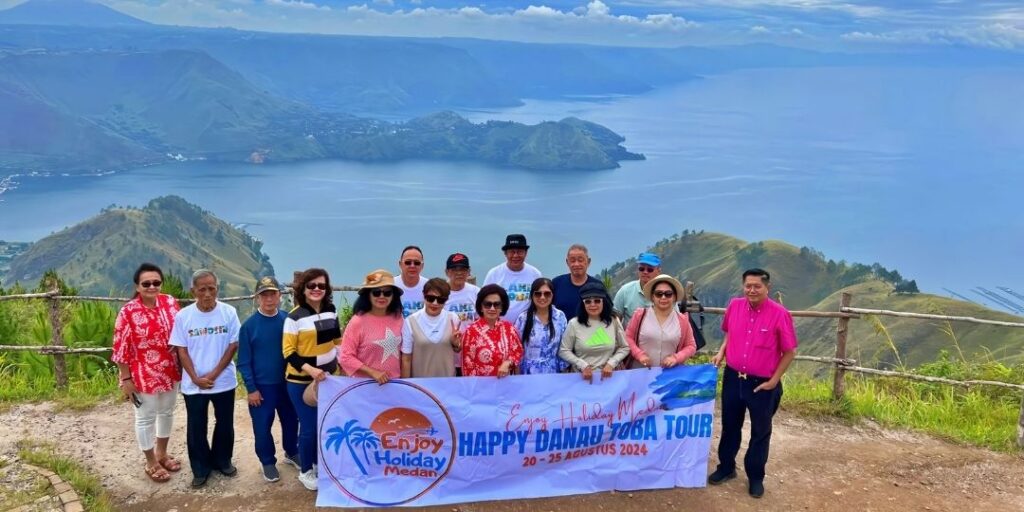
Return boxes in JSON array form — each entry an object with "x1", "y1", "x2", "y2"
[
  {"x1": 237, "y1": 276, "x2": 299, "y2": 483},
  {"x1": 551, "y1": 244, "x2": 602, "y2": 321}
]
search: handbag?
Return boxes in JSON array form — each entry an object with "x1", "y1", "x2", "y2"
[{"x1": 302, "y1": 379, "x2": 319, "y2": 407}]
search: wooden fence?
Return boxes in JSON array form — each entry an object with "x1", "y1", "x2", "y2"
[{"x1": 2, "y1": 287, "x2": 1024, "y2": 447}]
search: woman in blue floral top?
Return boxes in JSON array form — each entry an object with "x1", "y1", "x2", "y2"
[{"x1": 513, "y1": 278, "x2": 568, "y2": 374}]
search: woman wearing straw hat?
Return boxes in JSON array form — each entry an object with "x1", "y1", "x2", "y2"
[
  {"x1": 340, "y1": 269, "x2": 405, "y2": 384},
  {"x1": 624, "y1": 274, "x2": 697, "y2": 369}
]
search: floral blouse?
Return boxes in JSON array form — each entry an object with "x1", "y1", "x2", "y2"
[
  {"x1": 513, "y1": 308, "x2": 568, "y2": 374},
  {"x1": 111, "y1": 294, "x2": 181, "y2": 394},
  {"x1": 462, "y1": 319, "x2": 523, "y2": 377}
]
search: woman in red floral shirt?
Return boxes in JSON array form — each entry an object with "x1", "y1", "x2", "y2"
[
  {"x1": 462, "y1": 284, "x2": 523, "y2": 377},
  {"x1": 112, "y1": 263, "x2": 182, "y2": 483}
]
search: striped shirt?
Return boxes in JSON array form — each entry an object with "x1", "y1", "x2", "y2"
[{"x1": 283, "y1": 303, "x2": 342, "y2": 384}]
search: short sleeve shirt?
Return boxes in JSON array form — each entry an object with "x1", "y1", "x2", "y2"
[
  {"x1": 722, "y1": 297, "x2": 798, "y2": 378},
  {"x1": 111, "y1": 294, "x2": 181, "y2": 394}
]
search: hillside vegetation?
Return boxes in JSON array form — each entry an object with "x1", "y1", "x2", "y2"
[
  {"x1": 3, "y1": 196, "x2": 274, "y2": 296},
  {"x1": 606, "y1": 231, "x2": 1024, "y2": 368}
]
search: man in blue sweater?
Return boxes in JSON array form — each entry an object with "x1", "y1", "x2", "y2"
[{"x1": 237, "y1": 276, "x2": 299, "y2": 482}]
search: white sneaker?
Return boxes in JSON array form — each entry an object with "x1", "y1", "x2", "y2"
[{"x1": 298, "y1": 469, "x2": 317, "y2": 491}]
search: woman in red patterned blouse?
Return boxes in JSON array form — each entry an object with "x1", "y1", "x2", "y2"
[
  {"x1": 111, "y1": 263, "x2": 183, "y2": 483},
  {"x1": 462, "y1": 284, "x2": 523, "y2": 377}
]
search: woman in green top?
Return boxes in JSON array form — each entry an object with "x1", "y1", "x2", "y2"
[{"x1": 558, "y1": 282, "x2": 630, "y2": 383}]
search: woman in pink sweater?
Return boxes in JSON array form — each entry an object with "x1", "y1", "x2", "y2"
[
  {"x1": 340, "y1": 269, "x2": 405, "y2": 383},
  {"x1": 625, "y1": 274, "x2": 696, "y2": 369}
]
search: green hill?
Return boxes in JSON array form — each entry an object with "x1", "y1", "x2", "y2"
[
  {"x1": 0, "y1": 50, "x2": 642, "y2": 172},
  {"x1": 606, "y1": 231, "x2": 1024, "y2": 368},
  {"x1": 3, "y1": 196, "x2": 274, "y2": 296}
]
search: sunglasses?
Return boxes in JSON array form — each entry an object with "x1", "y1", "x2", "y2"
[
  {"x1": 139, "y1": 280, "x2": 162, "y2": 288},
  {"x1": 532, "y1": 290, "x2": 552, "y2": 298},
  {"x1": 370, "y1": 288, "x2": 394, "y2": 298},
  {"x1": 653, "y1": 290, "x2": 675, "y2": 299},
  {"x1": 583, "y1": 297, "x2": 603, "y2": 305},
  {"x1": 481, "y1": 301, "x2": 502, "y2": 310},
  {"x1": 403, "y1": 260, "x2": 423, "y2": 267},
  {"x1": 305, "y1": 282, "x2": 329, "y2": 291},
  {"x1": 637, "y1": 265, "x2": 656, "y2": 273},
  {"x1": 424, "y1": 294, "x2": 448, "y2": 305}
]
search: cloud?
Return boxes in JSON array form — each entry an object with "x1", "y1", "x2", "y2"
[
  {"x1": 265, "y1": 0, "x2": 331, "y2": 10},
  {"x1": 842, "y1": 23, "x2": 1024, "y2": 49}
]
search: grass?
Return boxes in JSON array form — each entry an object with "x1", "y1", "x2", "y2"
[
  {"x1": 0, "y1": 463, "x2": 51, "y2": 510},
  {"x1": 783, "y1": 373, "x2": 1022, "y2": 452},
  {"x1": 16, "y1": 439, "x2": 116, "y2": 512},
  {"x1": 0, "y1": 366, "x2": 119, "y2": 411}
]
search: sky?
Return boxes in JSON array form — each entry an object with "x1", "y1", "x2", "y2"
[{"x1": 9, "y1": 0, "x2": 1019, "y2": 50}]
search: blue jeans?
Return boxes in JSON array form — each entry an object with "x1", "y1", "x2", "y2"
[
  {"x1": 286, "y1": 382, "x2": 318, "y2": 472},
  {"x1": 248, "y1": 382, "x2": 298, "y2": 466}
]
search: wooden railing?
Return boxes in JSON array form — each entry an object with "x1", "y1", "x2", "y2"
[{"x1": 2, "y1": 287, "x2": 1023, "y2": 446}]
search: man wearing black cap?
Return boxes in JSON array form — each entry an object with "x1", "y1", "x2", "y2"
[
  {"x1": 483, "y1": 234, "x2": 542, "y2": 322},
  {"x1": 445, "y1": 253, "x2": 479, "y2": 376}
]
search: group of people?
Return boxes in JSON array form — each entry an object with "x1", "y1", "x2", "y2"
[{"x1": 111, "y1": 233, "x2": 797, "y2": 499}]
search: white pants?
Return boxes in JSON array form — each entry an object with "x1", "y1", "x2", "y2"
[{"x1": 134, "y1": 384, "x2": 178, "y2": 451}]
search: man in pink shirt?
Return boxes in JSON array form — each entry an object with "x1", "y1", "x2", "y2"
[{"x1": 708, "y1": 268, "x2": 797, "y2": 499}]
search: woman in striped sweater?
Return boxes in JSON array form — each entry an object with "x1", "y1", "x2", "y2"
[{"x1": 283, "y1": 268, "x2": 341, "y2": 491}]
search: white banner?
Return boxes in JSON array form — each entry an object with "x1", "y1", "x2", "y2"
[{"x1": 316, "y1": 365, "x2": 717, "y2": 507}]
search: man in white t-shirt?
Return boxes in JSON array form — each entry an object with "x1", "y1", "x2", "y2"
[
  {"x1": 483, "y1": 234, "x2": 542, "y2": 322},
  {"x1": 396, "y1": 245, "x2": 425, "y2": 318},
  {"x1": 445, "y1": 252, "x2": 480, "y2": 375},
  {"x1": 170, "y1": 269, "x2": 241, "y2": 489}
]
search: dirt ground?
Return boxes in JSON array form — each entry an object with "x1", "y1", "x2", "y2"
[{"x1": 1, "y1": 399, "x2": 1022, "y2": 512}]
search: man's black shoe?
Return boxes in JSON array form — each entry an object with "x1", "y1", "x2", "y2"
[
  {"x1": 191, "y1": 474, "x2": 208, "y2": 488},
  {"x1": 218, "y1": 464, "x2": 238, "y2": 477},
  {"x1": 749, "y1": 480, "x2": 765, "y2": 498},
  {"x1": 707, "y1": 468, "x2": 737, "y2": 485}
]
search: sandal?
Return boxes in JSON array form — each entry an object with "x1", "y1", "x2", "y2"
[
  {"x1": 158, "y1": 456, "x2": 182, "y2": 472},
  {"x1": 145, "y1": 464, "x2": 172, "y2": 483}
]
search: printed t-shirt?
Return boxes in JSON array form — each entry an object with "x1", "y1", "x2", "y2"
[
  {"x1": 396, "y1": 275, "x2": 425, "y2": 318},
  {"x1": 482, "y1": 263, "x2": 542, "y2": 322},
  {"x1": 169, "y1": 301, "x2": 240, "y2": 395}
]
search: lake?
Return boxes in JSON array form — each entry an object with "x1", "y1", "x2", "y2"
[{"x1": 1, "y1": 66, "x2": 1022, "y2": 303}]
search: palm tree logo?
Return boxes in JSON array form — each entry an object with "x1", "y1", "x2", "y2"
[{"x1": 325, "y1": 419, "x2": 379, "y2": 476}]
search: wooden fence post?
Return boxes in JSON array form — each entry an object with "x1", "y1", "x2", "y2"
[
  {"x1": 1018, "y1": 395, "x2": 1024, "y2": 448},
  {"x1": 48, "y1": 287, "x2": 68, "y2": 390},
  {"x1": 832, "y1": 292, "x2": 852, "y2": 400}
]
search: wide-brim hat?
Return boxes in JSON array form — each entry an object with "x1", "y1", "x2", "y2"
[
  {"x1": 359, "y1": 269, "x2": 403, "y2": 295},
  {"x1": 643, "y1": 274, "x2": 684, "y2": 301}
]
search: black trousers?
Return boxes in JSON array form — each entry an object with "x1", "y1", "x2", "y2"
[
  {"x1": 715, "y1": 366, "x2": 783, "y2": 482},
  {"x1": 183, "y1": 389, "x2": 235, "y2": 478}
]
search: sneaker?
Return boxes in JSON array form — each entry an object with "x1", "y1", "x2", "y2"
[
  {"x1": 191, "y1": 474, "x2": 208, "y2": 489},
  {"x1": 217, "y1": 464, "x2": 238, "y2": 477},
  {"x1": 749, "y1": 480, "x2": 765, "y2": 498},
  {"x1": 282, "y1": 453, "x2": 301, "y2": 470},
  {"x1": 298, "y1": 469, "x2": 318, "y2": 491},
  {"x1": 262, "y1": 464, "x2": 280, "y2": 483},
  {"x1": 707, "y1": 468, "x2": 737, "y2": 485}
]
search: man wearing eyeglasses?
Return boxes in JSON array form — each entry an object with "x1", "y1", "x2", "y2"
[
  {"x1": 612, "y1": 252, "x2": 661, "y2": 327},
  {"x1": 396, "y1": 245, "x2": 426, "y2": 318},
  {"x1": 483, "y1": 234, "x2": 542, "y2": 322}
]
